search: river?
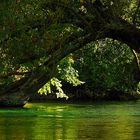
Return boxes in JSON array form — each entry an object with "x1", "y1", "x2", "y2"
[{"x1": 0, "y1": 101, "x2": 140, "y2": 140}]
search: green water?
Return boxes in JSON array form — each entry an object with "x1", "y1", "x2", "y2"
[{"x1": 0, "y1": 101, "x2": 140, "y2": 140}]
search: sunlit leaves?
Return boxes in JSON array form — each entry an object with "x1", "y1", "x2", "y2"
[
  {"x1": 58, "y1": 55, "x2": 84, "y2": 86},
  {"x1": 38, "y1": 77, "x2": 68, "y2": 99}
]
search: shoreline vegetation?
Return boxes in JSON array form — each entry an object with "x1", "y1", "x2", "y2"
[{"x1": 30, "y1": 86, "x2": 140, "y2": 103}]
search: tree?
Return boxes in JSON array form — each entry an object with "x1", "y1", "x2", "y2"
[
  {"x1": 0, "y1": 0, "x2": 140, "y2": 106},
  {"x1": 74, "y1": 39, "x2": 139, "y2": 99}
]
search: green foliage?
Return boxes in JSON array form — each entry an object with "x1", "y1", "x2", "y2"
[
  {"x1": 0, "y1": 0, "x2": 140, "y2": 101},
  {"x1": 38, "y1": 55, "x2": 84, "y2": 98},
  {"x1": 38, "y1": 77, "x2": 68, "y2": 99},
  {"x1": 75, "y1": 39, "x2": 138, "y2": 93},
  {"x1": 57, "y1": 55, "x2": 84, "y2": 86}
]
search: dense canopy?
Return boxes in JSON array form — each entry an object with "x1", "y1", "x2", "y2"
[{"x1": 0, "y1": 0, "x2": 140, "y2": 106}]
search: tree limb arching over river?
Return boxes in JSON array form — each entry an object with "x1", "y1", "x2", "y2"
[{"x1": 0, "y1": 0, "x2": 140, "y2": 106}]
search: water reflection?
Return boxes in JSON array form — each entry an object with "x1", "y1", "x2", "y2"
[{"x1": 0, "y1": 101, "x2": 140, "y2": 140}]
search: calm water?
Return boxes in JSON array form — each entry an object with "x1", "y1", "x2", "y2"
[{"x1": 0, "y1": 101, "x2": 140, "y2": 140}]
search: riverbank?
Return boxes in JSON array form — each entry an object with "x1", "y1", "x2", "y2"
[{"x1": 30, "y1": 88, "x2": 140, "y2": 102}]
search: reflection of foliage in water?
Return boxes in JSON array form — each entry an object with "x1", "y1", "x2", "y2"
[{"x1": 1, "y1": 102, "x2": 140, "y2": 139}]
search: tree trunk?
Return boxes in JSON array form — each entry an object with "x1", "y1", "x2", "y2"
[{"x1": 0, "y1": 92, "x2": 29, "y2": 107}]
